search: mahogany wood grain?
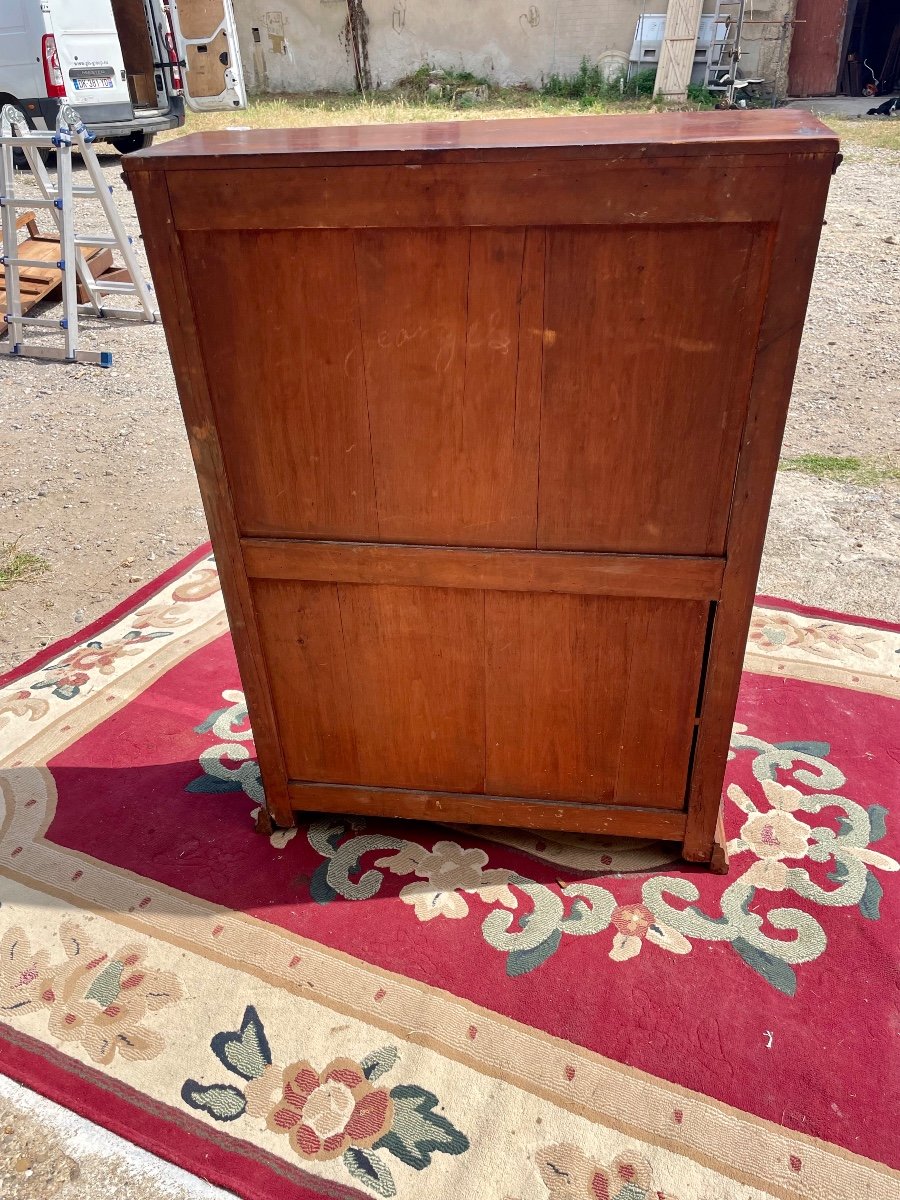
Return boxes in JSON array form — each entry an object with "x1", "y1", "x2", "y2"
[
  {"x1": 287, "y1": 782, "x2": 689, "y2": 840},
  {"x1": 126, "y1": 112, "x2": 838, "y2": 861},
  {"x1": 165, "y1": 160, "x2": 784, "y2": 233},
  {"x1": 484, "y1": 594, "x2": 706, "y2": 806},
  {"x1": 537, "y1": 223, "x2": 771, "y2": 553},
  {"x1": 130, "y1": 110, "x2": 836, "y2": 169},
  {"x1": 240, "y1": 540, "x2": 725, "y2": 600},
  {"x1": 254, "y1": 580, "x2": 485, "y2": 791},
  {"x1": 354, "y1": 227, "x2": 541, "y2": 545},
  {"x1": 183, "y1": 230, "x2": 379, "y2": 540}
]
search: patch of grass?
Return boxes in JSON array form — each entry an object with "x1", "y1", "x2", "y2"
[
  {"x1": 780, "y1": 454, "x2": 900, "y2": 487},
  {"x1": 0, "y1": 542, "x2": 49, "y2": 590},
  {"x1": 542, "y1": 61, "x2": 657, "y2": 103},
  {"x1": 822, "y1": 115, "x2": 900, "y2": 154},
  {"x1": 163, "y1": 84, "x2": 662, "y2": 141}
]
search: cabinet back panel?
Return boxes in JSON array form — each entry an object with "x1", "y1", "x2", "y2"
[
  {"x1": 253, "y1": 576, "x2": 705, "y2": 807},
  {"x1": 184, "y1": 221, "x2": 769, "y2": 553}
]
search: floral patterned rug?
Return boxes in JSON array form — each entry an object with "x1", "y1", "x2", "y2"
[{"x1": 0, "y1": 545, "x2": 898, "y2": 1200}]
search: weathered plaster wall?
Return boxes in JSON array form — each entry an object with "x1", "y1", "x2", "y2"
[{"x1": 233, "y1": 0, "x2": 797, "y2": 95}]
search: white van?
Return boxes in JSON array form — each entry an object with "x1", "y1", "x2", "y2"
[{"x1": 0, "y1": 0, "x2": 246, "y2": 154}]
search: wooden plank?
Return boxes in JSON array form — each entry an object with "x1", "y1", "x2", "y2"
[
  {"x1": 254, "y1": 580, "x2": 486, "y2": 792},
  {"x1": 241, "y1": 539, "x2": 725, "y2": 601},
  {"x1": 484, "y1": 594, "x2": 704, "y2": 807},
  {"x1": 127, "y1": 169, "x2": 295, "y2": 828},
  {"x1": 536, "y1": 222, "x2": 772, "y2": 554},
  {"x1": 181, "y1": 229, "x2": 379, "y2": 540},
  {"x1": 166, "y1": 160, "x2": 786, "y2": 232},
  {"x1": 614, "y1": 600, "x2": 709, "y2": 807},
  {"x1": 353, "y1": 226, "x2": 541, "y2": 546},
  {"x1": 683, "y1": 157, "x2": 835, "y2": 862},
  {"x1": 287, "y1": 781, "x2": 688, "y2": 840},
  {"x1": 252, "y1": 580, "x2": 360, "y2": 783},
  {"x1": 655, "y1": 0, "x2": 704, "y2": 102},
  {"x1": 335, "y1": 584, "x2": 485, "y2": 792}
]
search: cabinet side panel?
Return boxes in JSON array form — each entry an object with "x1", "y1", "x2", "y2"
[
  {"x1": 684, "y1": 156, "x2": 836, "y2": 861},
  {"x1": 180, "y1": 228, "x2": 380, "y2": 540},
  {"x1": 127, "y1": 170, "x2": 293, "y2": 827}
]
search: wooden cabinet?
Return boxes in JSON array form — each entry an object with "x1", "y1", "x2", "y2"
[{"x1": 125, "y1": 110, "x2": 837, "y2": 865}]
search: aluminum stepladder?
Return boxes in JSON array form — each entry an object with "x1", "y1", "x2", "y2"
[{"x1": 0, "y1": 102, "x2": 158, "y2": 367}]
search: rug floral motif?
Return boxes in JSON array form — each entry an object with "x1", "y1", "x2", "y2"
[
  {"x1": 189, "y1": 693, "x2": 898, "y2": 997},
  {"x1": 0, "y1": 549, "x2": 898, "y2": 1200}
]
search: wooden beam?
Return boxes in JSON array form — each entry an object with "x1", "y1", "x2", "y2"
[
  {"x1": 242, "y1": 539, "x2": 725, "y2": 601},
  {"x1": 288, "y1": 781, "x2": 688, "y2": 839}
]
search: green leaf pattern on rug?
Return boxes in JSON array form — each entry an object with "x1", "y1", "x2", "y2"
[
  {"x1": 210, "y1": 1004, "x2": 271, "y2": 1080},
  {"x1": 181, "y1": 1081, "x2": 247, "y2": 1121},
  {"x1": 182, "y1": 1007, "x2": 469, "y2": 1195},
  {"x1": 186, "y1": 691, "x2": 264, "y2": 803},
  {"x1": 374, "y1": 1084, "x2": 471, "y2": 1169}
]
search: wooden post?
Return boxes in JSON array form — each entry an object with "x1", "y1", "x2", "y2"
[{"x1": 654, "y1": 0, "x2": 704, "y2": 101}]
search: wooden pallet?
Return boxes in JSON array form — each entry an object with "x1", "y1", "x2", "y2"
[{"x1": 0, "y1": 210, "x2": 116, "y2": 333}]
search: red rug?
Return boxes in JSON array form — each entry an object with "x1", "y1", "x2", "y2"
[{"x1": 1, "y1": 546, "x2": 898, "y2": 1200}]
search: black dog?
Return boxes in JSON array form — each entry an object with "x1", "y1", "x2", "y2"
[{"x1": 867, "y1": 95, "x2": 900, "y2": 116}]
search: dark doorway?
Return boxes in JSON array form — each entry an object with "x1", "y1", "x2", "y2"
[
  {"x1": 842, "y1": 0, "x2": 900, "y2": 95},
  {"x1": 788, "y1": 0, "x2": 900, "y2": 96}
]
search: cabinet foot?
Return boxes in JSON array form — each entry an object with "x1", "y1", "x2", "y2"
[
  {"x1": 709, "y1": 808, "x2": 730, "y2": 875},
  {"x1": 253, "y1": 806, "x2": 275, "y2": 837}
]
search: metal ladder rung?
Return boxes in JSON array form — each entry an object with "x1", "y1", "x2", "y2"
[
  {"x1": 4, "y1": 314, "x2": 66, "y2": 328},
  {"x1": 89, "y1": 280, "x2": 139, "y2": 294},
  {"x1": 1, "y1": 196, "x2": 62, "y2": 210},
  {"x1": 1, "y1": 256, "x2": 63, "y2": 269},
  {"x1": 49, "y1": 187, "x2": 100, "y2": 198},
  {"x1": 74, "y1": 235, "x2": 119, "y2": 247},
  {"x1": 76, "y1": 303, "x2": 155, "y2": 321}
]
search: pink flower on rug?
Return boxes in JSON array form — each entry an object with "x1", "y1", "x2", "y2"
[
  {"x1": 608, "y1": 904, "x2": 690, "y2": 963},
  {"x1": 727, "y1": 780, "x2": 813, "y2": 866},
  {"x1": 266, "y1": 1057, "x2": 394, "y2": 1161}
]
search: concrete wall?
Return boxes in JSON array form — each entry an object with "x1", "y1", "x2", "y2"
[{"x1": 234, "y1": 0, "x2": 797, "y2": 96}]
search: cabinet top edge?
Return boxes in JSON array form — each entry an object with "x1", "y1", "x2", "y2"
[{"x1": 123, "y1": 110, "x2": 838, "y2": 172}]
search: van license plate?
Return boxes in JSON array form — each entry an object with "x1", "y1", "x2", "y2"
[{"x1": 73, "y1": 77, "x2": 114, "y2": 90}]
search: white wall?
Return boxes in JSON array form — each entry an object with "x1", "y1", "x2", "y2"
[{"x1": 234, "y1": 0, "x2": 795, "y2": 95}]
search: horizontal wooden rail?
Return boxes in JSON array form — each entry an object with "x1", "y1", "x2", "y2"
[
  {"x1": 287, "y1": 781, "x2": 688, "y2": 839},
  {"x1": 242, "y1": 538, "x2": 724, "y2": 600},
  {"x1": 169, "y1": 160, "x2": 783, "y2": 231}
]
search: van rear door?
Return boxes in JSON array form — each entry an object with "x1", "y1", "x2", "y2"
[
  {"x1": 47, "y1": 0, "x2": 132, "y2": 114},
  {"x1": 167, "y1": 0, "x2": 246, "y2": 111}
]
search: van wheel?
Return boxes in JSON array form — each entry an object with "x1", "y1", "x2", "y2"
[{"x1": 111, "y1": 132, "x2": 155, "y2": 155}]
